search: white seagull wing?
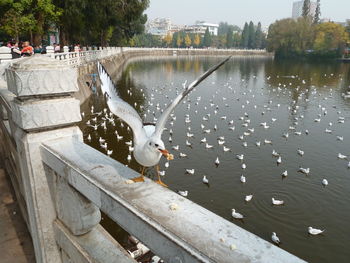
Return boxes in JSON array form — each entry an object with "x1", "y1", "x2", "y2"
[
  {"x1": 153, "y1": 56, "x2": 231, "y2": 138},
  {"x1": 97, "y1": 62, "x2": 146, "y2": 144}
]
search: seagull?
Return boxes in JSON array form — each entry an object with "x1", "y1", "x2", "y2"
[
  {"x1": 297, "y1": 149, "x2": 304, "y2": 156},
  {"x1": 177, "y1": 190, "x2": 188, "y2": 197},
  {"x1": 231, "y1": 209, "x2": 244, "y2": 219},
  {"x1": 272, "y1": 198, "x2": 284, "y2": 205},
  {"x1": 277, "y1": 156, "x2": 282, "y2": 165},
  {"x1": 322, "y1": 179, "x2": 328, "y2": 186},
  {"x1": 179, "y1": 152, "x2": 187, "y2": 158},
  {"x1": 215, "y1": 157, "x2": 220, "y2": 166},
  {"x1": 338, "y1": 153, "x2": 347, "y2": 160},
  {"x1": 299, "y1": 167, "x2": 310, "y2": 175},
  {"x1": 271, "y1": 232, "x2": 280, "y2": 245},
  {"x1": 185, "y1": 169, "x2": 195, "y2": 175},
  {"x1": 98, "y1": 58, "x2": 230, "y2": 187},
  {"x1": 282, "y1": 170, "x2": 288, "y2": 177},
  {"x1": 236, "y1": 154, "x2": 244, "y2": 160},
  {"x1": 245, "y1": 195, "x2": 253, "y2": 202},
  {"x1": 240, "y1": 175, "x2": 246, "y2": 183},
  {"x1": 202, "y1": 175, "x2": 209, "y2": 184},
  {"x1": 308, "y1": 227, "x2": 325, "y2": 235}
]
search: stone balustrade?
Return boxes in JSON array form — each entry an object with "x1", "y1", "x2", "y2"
[{"x1": 0, "y1": 49, "x2": 304, "y2": 263}]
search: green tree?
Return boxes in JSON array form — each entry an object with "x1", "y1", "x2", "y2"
[
  {"x1": 255, "y1": 22, "x2": 263, "y2": 49},
  {"x1": 241, "y1": 22, "x2": 249, "y2": 48},
  {"x1": 203, "y1": 27, "x2": 212, "y2": 47},
  {"x1": 226, "y1": 29, "x2": 233, "y2": 48},
  {"x1": 0, "y1": 0, "x2": 60, "y2": 45},
  {"x1": 248, "y1": 21, "x2": 255, "y2": 49},
  {"x1": 233, "y1": 32, "x2": 241, "y2": 47},
  {"x1": 302, "y1": 0, "x2": 311, "y2": 18},
  {"x1": 314, "y1": 0, "x2": 321, "y2": 24}
]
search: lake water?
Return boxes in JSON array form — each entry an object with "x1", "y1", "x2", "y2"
[{"x1": 80, "y1": 56, "x2": 350, "y2": 263}]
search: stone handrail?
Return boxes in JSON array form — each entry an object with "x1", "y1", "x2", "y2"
[
  {"x1": 0, "y1": 52, "x2": 303, "y2": 263},
  {"x1": 40, "y1": 137, "x2": 304, "y2": 263}
]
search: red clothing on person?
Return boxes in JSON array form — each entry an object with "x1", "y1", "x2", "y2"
[{"x1": 21, "y1": 46, "x2": 33, "y2": 55}]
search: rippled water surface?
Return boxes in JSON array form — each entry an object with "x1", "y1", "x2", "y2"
[{"x1": 80, "y1": 56, "x2": 350, "y2": 263}]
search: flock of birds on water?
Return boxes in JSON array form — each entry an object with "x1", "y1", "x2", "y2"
[{"x1": 80, "y1": 60, "x2": 350, "y2": 250}]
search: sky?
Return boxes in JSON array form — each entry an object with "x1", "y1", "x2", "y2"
[{"x1": 145, "y1": 0, "x2": 350, "y2": 28}]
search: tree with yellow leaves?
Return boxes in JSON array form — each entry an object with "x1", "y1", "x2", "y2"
[
  {"x1": 164, "y1": 33, "x2": 172, "y2": 47},
  {"x1": 193, "y1": 34, "x2": 201, "y2": 47},
  {"x1": 313, "y1": 22, "x2": 349, "y2": 55},
  {"x1": 184, "y1": 34, "x2": 192, "y2": 47},
  {"x1": 176, "y1": 34, "x2": 183, "y2": 47}
]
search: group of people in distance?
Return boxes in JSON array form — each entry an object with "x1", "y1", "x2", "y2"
[
  {"x1": 7, "y1": 41, "x2": 37, "y2": 58},
  {"x1": 6, "y1": 41, "x2": 82, "y2": 59}
]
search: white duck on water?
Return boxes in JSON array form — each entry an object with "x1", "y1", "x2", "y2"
[{"x1": 98, "y1": 57, "x2": 231, "y2": 187}]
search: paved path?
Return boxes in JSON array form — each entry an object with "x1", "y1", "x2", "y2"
[{"x1": 0, "y1": 132, "x2": 36, "y2": 262}]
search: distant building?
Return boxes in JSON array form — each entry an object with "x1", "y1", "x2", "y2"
[
  {"x1": 292, "y1": 1, "x2": 317, "y2": 19},
  {"x1": 146, "y1": 18, "x2": 172, "y2": 36},
  {"x1": 184, "y1": 21, "x2": 219, "y2": 36}
]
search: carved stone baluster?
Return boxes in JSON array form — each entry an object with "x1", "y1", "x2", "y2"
[{"x1": 5, "y1": 56, "x2": 98, "y2": 263}]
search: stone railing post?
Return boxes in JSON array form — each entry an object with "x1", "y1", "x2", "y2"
[
  {"x1": 5, "y1": 56, "x2": 94, "y2": 263},
  {"x1": 46, "y1": 45, "x2": 54, "y2": 58},
  {"x1": 0, "y1": 46, "x2": 12, "y2": 63}
]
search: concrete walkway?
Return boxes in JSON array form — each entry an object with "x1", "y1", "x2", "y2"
[{"x1": 0, "y1": 156, "x2": 36, "y2": 262}]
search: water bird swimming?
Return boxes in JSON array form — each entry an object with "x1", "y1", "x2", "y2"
[
  {"x1": 272, "y1": 198, "x2": 284, "y2": 205},
  {"x1": 245, "y1": 194, "x2": 253, "y2": 202},
  {"x1": 231, "y1": 209, "x2": 244, "y2": 219},
  {"x1": 322, "y1": 179, "x2": 328, "y2": 186},
  {"x1": 202, "y1": 175, "x2": 209, "y2": 184},
  {"x1": 271, "y1": 232, "x2": 280, "y2": 245},
  {"x1": 98, "y1": 57, "x2": 231, "y2": 187},
  {"x1": 308, "y1": 227, "x2": 325, "y2": 235}
]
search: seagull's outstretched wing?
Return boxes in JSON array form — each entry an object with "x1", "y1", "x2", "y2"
[
  {"x1": 153, "y1": 56, "x2": 231, "y2": 138},
  {"x1": 97, "y1": 62, "x2": 146, "y2": 143}
]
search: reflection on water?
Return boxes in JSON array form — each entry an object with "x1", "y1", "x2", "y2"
[{"x1": 80, "y1": 57, "x2": 350, "y2": 263}]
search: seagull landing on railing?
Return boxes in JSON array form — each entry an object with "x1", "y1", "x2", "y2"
[{"x1": 97, "y1": 57, "x2": 231, "y2": 187}]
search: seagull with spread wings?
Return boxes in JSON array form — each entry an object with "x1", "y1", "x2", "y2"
[{"x1": 97, "y1": 57, "x2": 231, "y2": 187}]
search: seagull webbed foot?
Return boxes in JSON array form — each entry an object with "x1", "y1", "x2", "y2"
[
  {"x1": 155, "y1": 179, "x2": 168, "y2": 188},
  {"x1": 132, "y1": 176, "x2": 145, "y2": 183}
]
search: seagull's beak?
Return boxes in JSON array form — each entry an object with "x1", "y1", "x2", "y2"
[{"x1": 158, "y1": 148, "x2": 169, "y2": 157}]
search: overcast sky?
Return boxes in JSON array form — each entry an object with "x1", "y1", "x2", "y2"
[{"x1": 145, "y1": 0, "x2": 349, "y2": 28}]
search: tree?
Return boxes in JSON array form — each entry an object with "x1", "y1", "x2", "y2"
[
  {"x1": 203, "y1": 27, "x2": 212, "y2": 47},
  {"x1": 255, "y1": 22, "x2": 263, "y2": 49},
  {"x1": 302, "y1": 0, "x2": 311, "y2": 18},
  {"x1": 248, "y1": 21, "x2": 255, "y2": 49},
  {"x1": 226, "y1": 29, "x2": 233, "y2": 48},
  {"x1": 193, "y1": 34, "x2": 201, "y2": 47},
  {"x1": 0, "y1": 0, "x2": 60, "y2": 44},
  {"x1": 314, "y1": 0, "x2": 321, "y2": 24},
  {"x1": 313, "y1": 22, "x2": 349, "y2": 55},
  {"x1": 184, "y1": 34, "x2": 191, "y2": 47},
  {"x1": 164, "y1": 33, "x2": 172, "y2": 47},
  {"x1": 176, "y1": 33, "x2": 182, "y2": 47},
  {"x1": 233, "y1": 32, "x2": 241, "y2": 47},
  {"x1": 241, "y1": 22, "x2": 249, "y2": 48}
]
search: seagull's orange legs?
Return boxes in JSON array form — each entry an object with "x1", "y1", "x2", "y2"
[
  {"x1": 155, "y1": 165, "x2": 168, "y2": 187},
  {"x1": 132, "y1": 166, "x2": 145, "y2": 183}
]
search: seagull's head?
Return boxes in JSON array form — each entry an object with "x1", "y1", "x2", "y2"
[{"x1": 147, "y1": 138, "x2": 169, "y2": 157}]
